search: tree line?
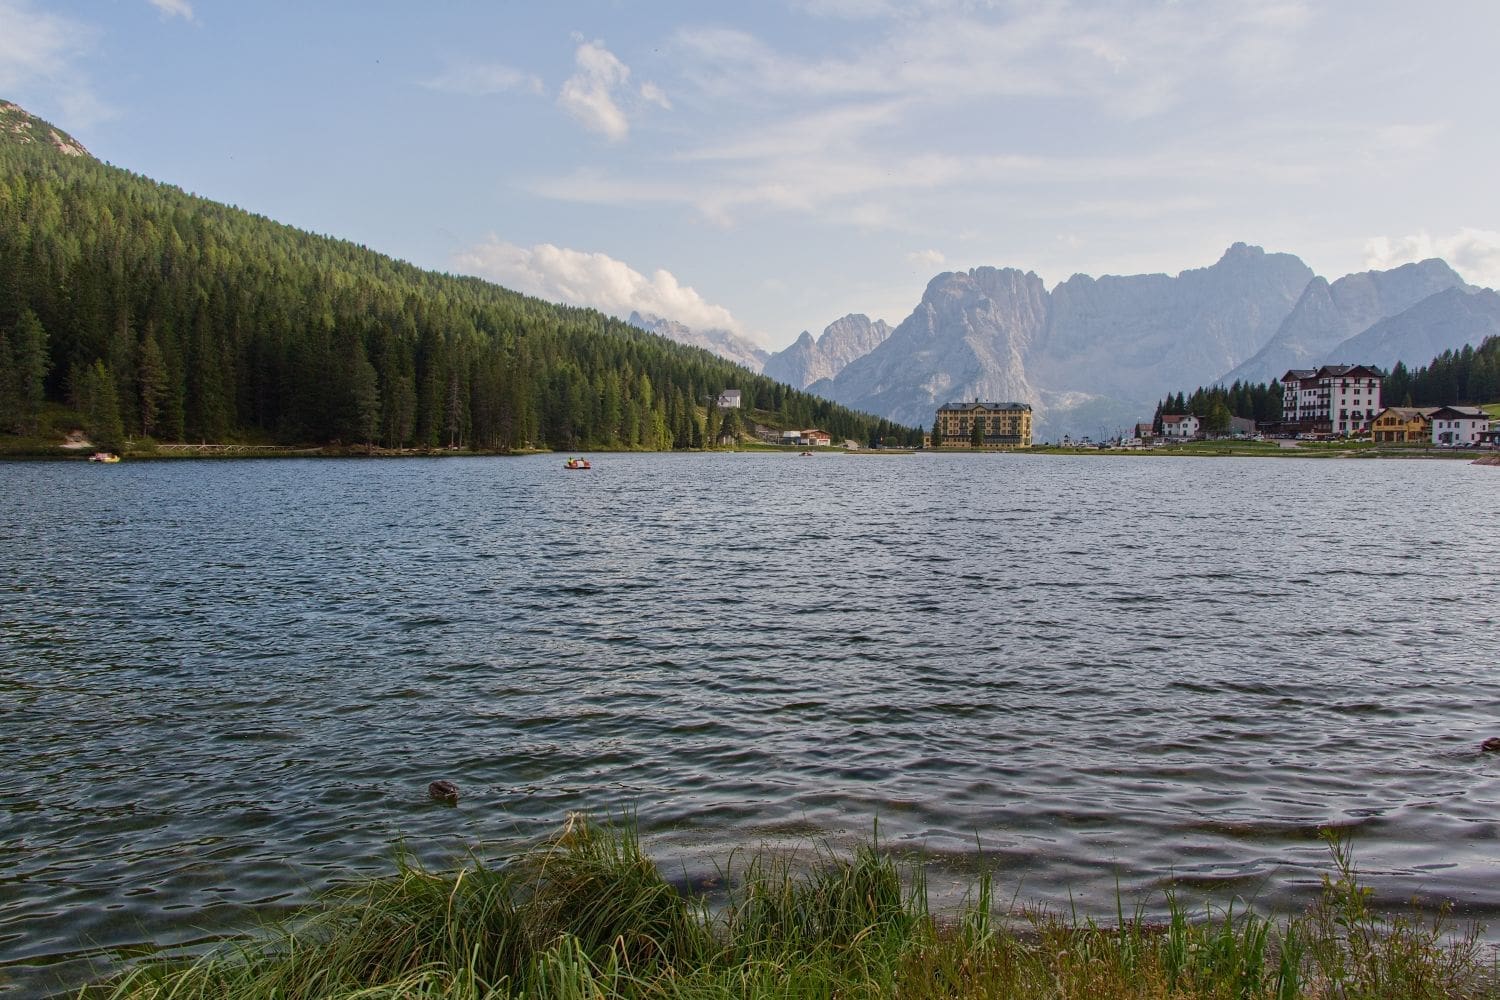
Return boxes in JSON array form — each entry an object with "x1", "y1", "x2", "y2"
[
  {"x1": 0, "y1": 129, "x2": 916, "y2": 451},
  {"x1": 1382, "y1": 338, "x2": 1500, "y2": 407}
]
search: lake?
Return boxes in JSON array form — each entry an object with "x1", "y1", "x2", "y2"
[{"x1": 3, "y1": 452, "x2": 1499, "y2": 995}]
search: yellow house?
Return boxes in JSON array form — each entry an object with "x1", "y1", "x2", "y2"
[
  {"x1": 1370, "y1": 406, "x2": 1437, "y2": 443},
  {"x1": 934, "y1": 400, "x2": 1032, "y2": 448}
]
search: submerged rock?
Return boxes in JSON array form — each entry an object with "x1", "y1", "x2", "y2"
[
  {"x1": 428, "y1": 780, "x2": 460, "y2": 803},
  {"x1": 1481, "y1": 738, "x2": 1500, "y2": 753}
]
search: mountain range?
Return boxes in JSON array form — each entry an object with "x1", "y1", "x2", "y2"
[
  {"x1": 670, "y1": 245, "x2": 1498, "y2": 440},
  {"x1": 626, "y1": 312, "x2": 770, "y2": 373}
]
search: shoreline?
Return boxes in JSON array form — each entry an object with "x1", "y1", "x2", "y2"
[
  {"x1": 87, "y1": 818, "x2": 1494, "y2": 1000},
  {"x1": 3, "y1": 438, "x2": 1495, "y2": 463}
]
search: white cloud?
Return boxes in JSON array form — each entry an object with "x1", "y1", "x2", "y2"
[
  {"x1": 0, "y1": 1, "x2": 111, "y2": 126},
  {"x1": 423, "y1": 62, "x2": 544, "y2": 97},
  {"x1": 906, "y1": 248, "x2": 945, "y2": 269},
  {"x1": 672, "y1": 2, "x2": 1309, "y2": 116},
  {"x1": 529, "y1": 143, "x2": 1285, "y2": 230},
  {"x1": 452, "y1": 237, "x2": 741, "y2": 332},
  {"x1": 1363, "y1": 229, "x2": 1500, "y2": 291},
  {"x1": 638, "y1": 80, "x2": 671, "y2": 110},
  {"x1": 558, "y1": 40, "x2": 634, "y2": 140},
  {"x1": 147, "y1": 0, "x2": 194, "y2": 21}
]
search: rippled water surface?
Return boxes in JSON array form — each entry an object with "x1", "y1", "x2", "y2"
[{"x1": 3, "y1": 453, "x2": 1500, "y2": 994}]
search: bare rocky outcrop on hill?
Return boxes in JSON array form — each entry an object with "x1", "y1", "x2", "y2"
[{"x1": 0, "y1": 101, "x2": 90, "y2": 157}]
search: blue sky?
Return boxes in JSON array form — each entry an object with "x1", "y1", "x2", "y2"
[{"x1": 4, "y1": 0, "x2": 1499, "y2": 350}]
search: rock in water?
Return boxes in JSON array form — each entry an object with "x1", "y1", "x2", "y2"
[{"x1": 428, "y1": 780, "x2": 460, "y2": 803}]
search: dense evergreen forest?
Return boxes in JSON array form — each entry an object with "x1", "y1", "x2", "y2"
[
  {"x1": 0, "y1": 103, "x2": 916, "y2": 452},
  {"x1": 1154, "y1": 335, "x2": 1500, "y2": 434},
  {"x1": 1381, "y1": 338, "x2": 1500, "y2": 408}
]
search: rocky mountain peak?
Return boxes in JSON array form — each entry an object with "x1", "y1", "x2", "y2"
[
  {"x1": 763, "y1": 313, "x2": 892, "y2": 389},
  {"x1": 1217, "y1": 241, "x2": 1259, "y2": 262}
]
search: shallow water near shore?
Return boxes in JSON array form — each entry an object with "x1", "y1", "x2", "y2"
[{"x1": 2, "y1": 452, "x2": 1499, "y2": 995}]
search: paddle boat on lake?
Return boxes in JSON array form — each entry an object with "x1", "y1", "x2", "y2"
[{"x1": 564, "y1": 457, "x2": 591, "y2": 470}]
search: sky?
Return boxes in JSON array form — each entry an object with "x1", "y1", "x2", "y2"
[{"x1": 3, "y1": 0, "x2": 1499, "y2": 352}]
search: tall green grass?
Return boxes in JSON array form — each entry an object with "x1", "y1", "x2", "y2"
[{"x1": 90, "y1": 821, "x2": 1496, "y2": 999}]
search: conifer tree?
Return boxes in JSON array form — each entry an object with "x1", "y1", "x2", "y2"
[
  {"x1": 719, "y1": 406, "x2": 740, "y2": 446},
  {"x1": 386, "y1": 374, "x2": 416, "y2": 449},
  {"x1": 351, "y1": 345, "x2": 381, "y2": 450},
  {"x1": 74, "y1": 360, "x2": 124, "y2": 449},
  {"x1": 0, "y1": 329, "x2": 16, "y2": 433},
  {"x1": 704, "y1": 403, "x2": 720, "y2": 449},
  {"x1": 137, "y1": 328, "x2": 167, "y2": 439},
  {"x1": 1205, "y1": 399, "x2": 1232, "y2": 436},
  {"x1": 9, "y1": 308, "x2": 49, "y2": 435}
]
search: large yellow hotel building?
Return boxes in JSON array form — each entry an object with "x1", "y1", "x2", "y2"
[{"x1": 933, "y1": 400, "x2": 1033, "y2": 448}]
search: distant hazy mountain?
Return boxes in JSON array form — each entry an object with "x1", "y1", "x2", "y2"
[
  {"x1": 1221, "y1": 259, "x2": 1466, "y2": 384},
  {"x1": 627, "y1": 311, "x2": 770, "y2": 372},
  {"x1": 1030, "y1": 243, "x2": 1312, "y2": 401},
  {"x1": 763, "y1": 314, "x2": 891, "y2": 389},
  {"x1": 817, "y1": 244, "x2": 1311, "y2": 436},
  {"x1": 819, "y1": 268, "x2": 1048, "y2": 428},
  {"x1": 1323, "y1": 286, "x2": 1500, "y2": 372}
]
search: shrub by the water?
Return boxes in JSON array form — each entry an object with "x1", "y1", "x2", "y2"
[{"x1": 92, "y1": 819, "x2": 1496, "y2": 999}]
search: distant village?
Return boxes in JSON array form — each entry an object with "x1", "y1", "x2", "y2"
[
  {"x1": 715, "y1": 366, "x2": 1499, "y2": 452},
  {"x1": 1140, "y1": 365, "x2": 1497, "y2": 449}
]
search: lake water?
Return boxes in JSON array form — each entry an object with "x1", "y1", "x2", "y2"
[{"x1": 3, "y1": 452, "x2": 1500, "y2": 995}]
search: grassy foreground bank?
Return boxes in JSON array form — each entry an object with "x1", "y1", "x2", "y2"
[{"x1": 94, "y1": 819, "x2": 1494, "y2": 1000}]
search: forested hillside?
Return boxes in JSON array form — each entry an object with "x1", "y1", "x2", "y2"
[{"x1": 0, "y1": 102, "x2": 912, "y2": 452}]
